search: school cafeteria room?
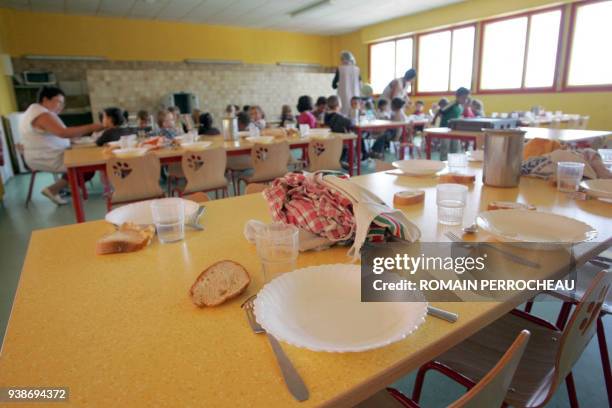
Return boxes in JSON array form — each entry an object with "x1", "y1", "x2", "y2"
[{"x1": 0, "y1": 0, "x2": 611, "y2": 407}]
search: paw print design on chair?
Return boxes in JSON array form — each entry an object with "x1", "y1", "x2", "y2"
[
  {"x1": 187, "y1": 154, "x2": 204, "y2": 172},
  {"x1": 580, "y1": 283, "x2": 609, "y2": 335},
  {"x1": 314, "y1": 142, "x2": 326, "y2": 157},
  {"x1": 112, "y1": 161, "x2": 132, "y2": 179},
  {"x1": 255, "y1": 146, "x2": 268, "y2": 162}
]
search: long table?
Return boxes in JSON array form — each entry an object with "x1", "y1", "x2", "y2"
[
  {"x1": 1, "y1": 165, "x2": 610, "y2": 407},
  {"x1": 63, "y1": 134, "x2": 356, "y2": 223},
  {"x1": 423, "y1": 127, "x2": 612, "y2": 159}
]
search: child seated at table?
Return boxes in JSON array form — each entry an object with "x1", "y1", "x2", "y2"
[
  {"x1": 248, "y1": 105, "x2": 266, "y2": 131},
  {"x1": 412, "y1": 100, "x2": 426, "y2": 118},
  {"x1": 349, "y1": 96, "x2": 361, "y2": 124},
  {"x1": 95, "y1": 107, "x2": 132, "y2": 146},
  {"x1": 376, "y1": 98, "x2": 391, "y2": 120},
  {"x1": 136, "y1": 110, "x2": 152, "y2": 131},
  {"x1": 325, "y1": 95, "x2": 368, "y2": 162},
  {"x1": 313, "y1": 96, "x2": 327, "y2": 126},
  {"x1": 280, "y1": 104, "x2": 295, "y2": 128},
  {"x1": 156, "y1": 109, "x2": 178, "y2": 139},
  {"x1": 198, "y1": 113, "x2": 220, "y2": 136},
  {"x1": 436, "y1": 87, "x2": 470, "y2": 160},
  {"x1": 237, "y1": 111, "x2": 250, "y2": 131},
  {"x1": 471, "y1": 99, "x2": 485, "y2": 117},
  {"x1": 462, "y1": 97, "x2": 475, "y2": 118},
  {"x1": 296, "y1": 95, "x2": 317, "y2": 129},
  {"x1": 167, "y1": 106, "x2": 186, "y2": 134}
]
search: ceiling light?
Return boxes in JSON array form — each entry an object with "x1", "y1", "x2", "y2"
[
  {"x1": 24, "y1": 55, "x2": 107, "y2": 61},
  {"x1": 184, "y1": 59, "x2": 243, "y2": 65},
  {"x1": 289, "y1": 0, "x2": 332, "y2": 18}
]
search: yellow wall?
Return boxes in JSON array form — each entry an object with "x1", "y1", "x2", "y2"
[
  {"x1": 0, "y1": 8, "x2": 16, "y2": 115},
  {"x1": 330, "y1": 0, "x2": 612, "y2": 130},
  {"x1": 0, "y1": 9, "x2": 333, "y2": 66}
]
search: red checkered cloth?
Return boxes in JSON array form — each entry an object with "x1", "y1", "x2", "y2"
[{"x1": 263, "y1": 173, "x2": 355, "y2": 241}]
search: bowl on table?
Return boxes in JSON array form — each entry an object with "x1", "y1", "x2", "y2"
[
  {"x1": 105, "y1": 198, "x2": 200, "y2": 226},
  {"x1": 181, "y1": 141, "x2": 213, "y2": 151},
  {"x1": 246, "y1": 136, "x2": 275, "y2": 144},
  {"x1": 112, "y1": 148, "x2": 149, "y2": 158},
  {"x1": 580, "y1": 179, "x2": 612, "y2": 201},
  {"x1": 392, "y1": 159, "x2": 446, "y2": 176}
]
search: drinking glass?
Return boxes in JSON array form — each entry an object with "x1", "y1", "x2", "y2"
[
  {"x1": 557, "y1": 162, "x2": 585, "y2": 193},
  {"x1": 299, "y1": 124, "x2": 310, "y2": 138},
  {"x1": 186, "y1": 129, "x2": 198, "y2": 143},
  {"x1": 255, "y1": 223, "x2": 299, "y2": 283},
  {"x1": 599, "y1": 149, "x2": 612, "y2": 170},
  {"x1": 151, "y1": 198, "x2": 185, "y2": 243},
  {"x1": 448, "y1": 153, "x2": 467, "y2": 170},
  {"x1": 437, "y1": 183, "x2": 468, "y2": 225}
]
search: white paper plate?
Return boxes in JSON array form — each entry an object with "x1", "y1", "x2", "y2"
[
  {"x1": 105, "y1": 198, "x2": 200, "y2": 226},
  {"x1": 72, "y1": 136, "x2": 93, "y2": 145},
  {"x1": 113, "y1": 148, "x2": 148, "y2": 158},
  {"x1": 580, "y1": 179, "x2": 612, "y2": 200},
  {"x1": 308, "y1": 129, "x2": 331, "y2": 137},
  {"x1": 246, "y1": 136, "x2": 275, "y2": 144},
  {"x1": 181, "y1": 141, "x2": 213, "y2": 151},
  {"x1": 392, "y1": 160, "x2": 446, "y2": 176},
  {"x1": 476, "y1": 209, "x2": 597, "y2": 244},
  {"x1": 254, "y1": 264, "x2": 427, "y2": 353},
  {"x1": 467, "y1": 150, "x2": 484, "y2": 162},
  {"x1": 107, "y1": 141, "x2": 122, "y2": 147}
]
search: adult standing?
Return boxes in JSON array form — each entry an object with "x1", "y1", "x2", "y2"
[
  {"x1": 20, "y1": 86, "x2": 104, "y2": 205},
  {"x1": 382, "y1": 68, "x2": 417, "y2": 103},
  {"x1": 332, "y1": 51, "x2": 361, "y2": 116}
]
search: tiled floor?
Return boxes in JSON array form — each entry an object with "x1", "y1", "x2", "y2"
[{"x1": 0, "y1": 158, "x2": 610, "y2": 407}]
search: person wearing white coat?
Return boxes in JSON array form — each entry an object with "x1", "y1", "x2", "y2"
[{"x1": 332, "y1": 51, "x2": 361, "y2": 117}]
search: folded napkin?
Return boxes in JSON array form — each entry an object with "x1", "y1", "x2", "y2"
[
  {"x1": 522, "y1": 147, "x2": 612, "y2": 180},
  {"x1": 263, "y1": 172, "x2": 421, "y2": 259}
]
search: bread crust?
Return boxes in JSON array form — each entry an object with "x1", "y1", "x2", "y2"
[
  {"x1": 190, "y1": 260, "x2": 251, "y2": 307},
  {"x1": 95, "y1": 223, "x2": 155, "y2": 255}
]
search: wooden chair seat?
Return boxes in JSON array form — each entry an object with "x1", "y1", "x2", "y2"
[{"x1": 434, "y1": 310, "x2": 559, "y2": 407}]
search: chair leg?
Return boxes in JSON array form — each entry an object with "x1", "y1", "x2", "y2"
[
  {"x1": 25, "y1": 171, "x2": 37, "y2": 207},
  {"x1": 556, "y1": 302, "x2": 574, "y2": 330},
  {"x1": 597, "y1": 315, "x2": 612, "y2": 407},
  {"x1": 565, "y1": 372, "x2": 580, "y2": 408},
  {"x1": 411, "y1": 363, "x2": 430, "y2": 403},
  {"x1": 412, "y1": 360, "x2": 475, "y2": 403},
  {"x1": 524, "y1": 300, "x2": 535, "y2": 313}
]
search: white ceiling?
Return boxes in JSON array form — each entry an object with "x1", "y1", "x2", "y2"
[{"x1": 0, "y1": 0, "x2": 464, "y2": 35}]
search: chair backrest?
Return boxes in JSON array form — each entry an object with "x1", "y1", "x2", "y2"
[
  {"x1": 555, "y1": 269, "x2": 611, "y2": 384},
  {"x1": 245, "y1": 183, "x2": 267, "y2": 195},
  {"x1": 182, "y1": 192, "x2": 209, "y2": 203},
  {"x1": 448, "y1": 330, "x2": 530, "y2": 408},
  {"x1": 106, "y1": 153, "x2": 164, "y2": 204},
  {"x1": 307, "y1": 136, "x2": 343, "y2": 172},
  {"x1": 181, "y1": 147, "x2": 227, "y2": 194},
  {"x1": 250, "y1": 141, "x2": 290, "y2": 182}
]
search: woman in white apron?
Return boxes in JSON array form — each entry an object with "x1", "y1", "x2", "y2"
[
  {"x1": 20, "y1": 86, "x2": 104, "y2": 205},
  {"x1": 381, "y1": 68, "x2": 417, "y2": 103},
  {"x1": 332, "y1": 51, "x2": 361, "y2": 116}
]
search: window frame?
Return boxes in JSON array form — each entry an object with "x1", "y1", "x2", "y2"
[
  {"x1": 476, "y1": 5, "x2": 565, "y2": 94},
  {"x1": 562, "y1": 0, "x2": 612, "y2": 92},
  {"x1": 414, "y1": 22, "x2": 477, "y2": 96},
  {"x1": 367, "y1": 34, "x2": 415, "y2": 96}
]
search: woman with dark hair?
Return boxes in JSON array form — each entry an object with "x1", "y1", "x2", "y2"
[
  {"x1": 95, "y1": 107, "x2": 131, "y2": 146},
  {"x1": 198, "y1": 113, "x2": 220, "y2": 136},
  {"x1": 19, "y1": 86, "x2": 104, "y2": 205},
  {"x1": 296, "y1": 95, "x2": 317, "y2": 129}
]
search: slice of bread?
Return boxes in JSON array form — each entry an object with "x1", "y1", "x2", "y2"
[
  {"x1": 96, "y1": 223, "x2": 155, "y2": 255},
  {"x1": 190, "y1": 260, "x2": 251, "y2": 307}
]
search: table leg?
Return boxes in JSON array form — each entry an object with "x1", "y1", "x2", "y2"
[
  {"x1": 347, "y1": 139, "x2": 354, "y2": 177},
  {"x1": 400, "y1": 126, "x2": 407, "y2": 160},
  {"x1": 356, "y1": 129, "x2": 362, "y2": 175},
  {"x1": 425, "y1": 134, "x2": 432, "y2": 160},
  {"x1": 68, "y1": 167, "x2": 85, "y2": 223}
]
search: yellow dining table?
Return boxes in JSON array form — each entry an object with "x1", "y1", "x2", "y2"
[
  {"x1": 1, "y1": 164, "x2": 611, "y2": 407},
  {"x1": 63, "y1": 133, "x2": 356, "y2": 223}
]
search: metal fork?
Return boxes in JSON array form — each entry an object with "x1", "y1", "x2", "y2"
[
  {"x1": 445, "y1": 231, "x2": 540, "y2": 268},
  {"x1": 241, "y1": 295, "x2": 309, "y2": 402}
]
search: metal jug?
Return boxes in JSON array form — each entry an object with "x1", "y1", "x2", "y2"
[
  {"x1": 482, "y1": 129, "x2": 526, "y2": 188},
  {"x1": 222, "y1": 116, "x2": 238, "y2": 141}
]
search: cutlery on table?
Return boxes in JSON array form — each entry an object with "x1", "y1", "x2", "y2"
[
  {"x1": 445, "y1": 231, "x2": 540, "y2": 269},
  {"x1": 427, "y1": 306, "x2": 458, "y2": 323},
  {"x1": 186, "y1": 206, "x2": 205, "y2": 231},
  {"x1": 241, "y1": 295, "x2": 309, "y2": 402}
]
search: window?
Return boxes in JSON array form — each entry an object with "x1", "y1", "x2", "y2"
[
  {"x1": 417, "y1": 26, "x2": 475, "y2": 93},
  {"x1": 369, "y1": 37, "x2": 413, "y2": 94},
  {"x1": 566, "y1": 0, "x2": 612, "y2": 87},
  {"x1": 480, "y1": 9, "x2": 562, "y2": 90}
]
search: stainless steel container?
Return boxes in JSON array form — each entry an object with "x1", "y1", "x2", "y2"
[
  {"x1": 482, "y1": 129, "x2": 526, "y2": 188},
  {"x1": 222, "y1": 116, "x2": 238, "y2": 141}
]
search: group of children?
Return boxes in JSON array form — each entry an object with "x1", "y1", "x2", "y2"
[{"x1": 93, "y1": 86, "x2": 485, "y2": 162}]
